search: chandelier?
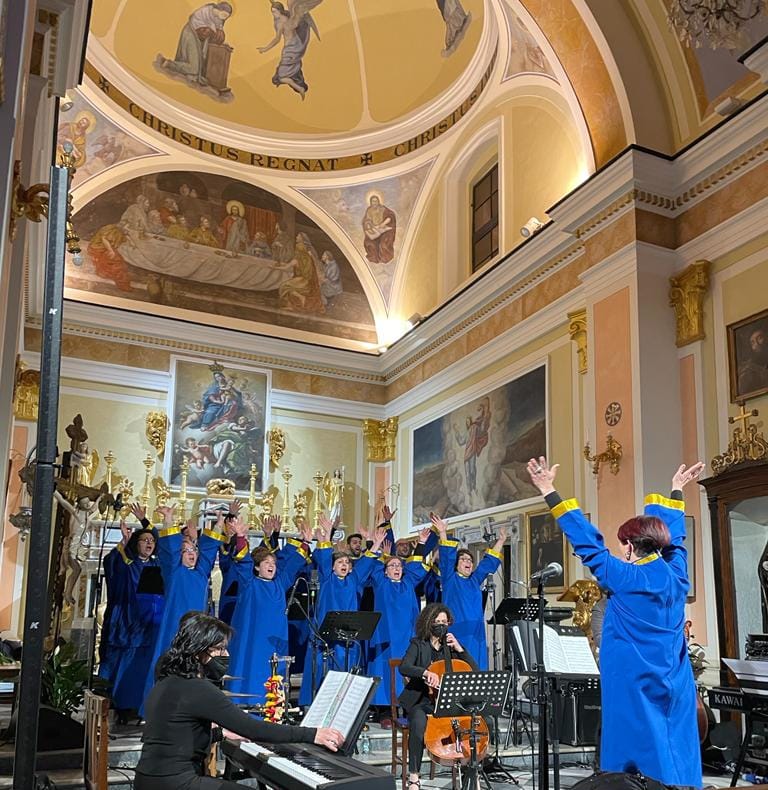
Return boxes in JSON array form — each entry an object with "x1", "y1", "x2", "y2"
[{"x1": 667, "y1": 0, "x2": 766, "y2": 49}]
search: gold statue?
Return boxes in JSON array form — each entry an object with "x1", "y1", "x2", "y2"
[
  {"x1": 206, "y1": 478, "x2": 237, "y2": 498},
  {"x1": 146, "y1": 412, "x2": 169, "y2": 459},
  {"x1": 268, "y1": 427, "x2": 286, "y2": 469},
  {"x1": 13, "y1": 358, "x2": 40, "y2": 421},
  {"x1": 322, "y1": 468, "x2": 344, "y2": 524}
]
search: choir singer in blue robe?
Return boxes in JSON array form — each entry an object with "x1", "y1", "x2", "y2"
[
  {"x1": 298, "y1": 517, "x2": 386, "y2": 705},
  {"x1": 428, "y1": 514, "x2": 508, "y2": 669},
  {"x1": 226, "y1": 514, "x2": 310, "y2": 703},
  {"x1": 527, "y1": 456, "x2": 705, "y2": 788},
  {"x1": 101, "y1": 521, "x2": 165, "y2": 721},
  {"x1": 141, "y1": 505, "x2": 226, "y2": 710},
  {"x1": 366, "y1": 526, "x2": 432, "y2": 709}
]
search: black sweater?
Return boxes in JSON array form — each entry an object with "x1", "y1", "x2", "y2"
[{"x1": 137, "y1": 676, "x2": 316, "y2": 777}]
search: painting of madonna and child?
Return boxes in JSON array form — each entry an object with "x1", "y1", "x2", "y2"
[
  {"x1": 167, "y1": 358, "x2": 269, "y2": 494},
  {"x1": 411, "y1": 365, "x2": 547, "y2": 522},
  {"x1": 68, "y1": 171, "x2": 376, "y2": 344}
]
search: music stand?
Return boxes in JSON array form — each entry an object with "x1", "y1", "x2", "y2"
[
  {"x1": 434, "y1": 671, "x2": 512, "y2": 790},
  {"x1": 136, "y1": 566, "x2": 164, "y2": 595},
  {"x1": 497, "y1": 598, "x2": 540, "y2": 751},
  {"x1": 318, "y1": 610, "x2": 381, "y2": 671}
]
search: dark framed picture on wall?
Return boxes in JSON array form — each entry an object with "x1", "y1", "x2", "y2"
[
  {"x1": 728, "y1": 308, "x2": 768, "y2": 402},
  {"x1": 526, "y1": 510, "x2": 568, "y2": 593},
  {"x1": 685, "y1": 514, "x2": 696, "y2": 603}
]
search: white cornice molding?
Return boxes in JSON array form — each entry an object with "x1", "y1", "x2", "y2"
[
  {"x1": 271, "y1": 390, "x2": 384, "y2": 420},
  {"x1": 21, "y1": 352, "x2": 171, "y2": 392},
  {"x1": 384, "y1": 286, "x2": 582, "y2": 417}
]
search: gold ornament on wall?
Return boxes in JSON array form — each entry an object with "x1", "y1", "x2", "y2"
[
  {"x1": 206, "y1": 478, "x2": 236, "y2": 498},
  {"x1": 669, "y1": 260, "x2": 710, "y2": 347},
  {"x1": 268, "y1": 427, "x2": 286, "y2": 470},
  {"x1": 13, "y1": 358, "x2": 40, "y2": 421},
  {"x1": 145, "y1": 412, "x2": 169, "y2": 459},
  {"x1": 559, "y1": 579, "x2": 602, "y2": 640},
  {"x1": 567, "y1": 309, "x2": 588, "y2": 374},
  {"x1": 363, "y1": 417, "x2": 398, "y2": 462},
  {"x1": 711, "y1": 403, "x2": 768, "y2": 475},
  {"x1": 584, "y1": 433, "x2": 623, "y2": 476}
]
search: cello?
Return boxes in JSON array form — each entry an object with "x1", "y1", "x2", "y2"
[{"x1": 423, "y1": 629, "x2": 489, "y2": 766}]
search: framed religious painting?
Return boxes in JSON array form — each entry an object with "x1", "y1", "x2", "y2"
[
  {"x1": 526, "y1": 509, "x2": 568, "y2": 593},
  {"x1": 685, "y1": 514, "x2": 696, "y2": 602},
  {"x1": 165, "y1": 356, "x2": 271, "y2": 495},
  {"x1": 727, "y1": 308, "x2": 768, "y2": 402}
]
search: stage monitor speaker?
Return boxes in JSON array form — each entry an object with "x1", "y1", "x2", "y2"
[
  {"x1": 5, "y1": 705, "x2": 85, "y2": 751},
  {"x1": 553, "y1": 681, "x2": 601, "y2": 746},
  {"x1": 570, "y1": 773, "x2": 671, "y2": 790}
]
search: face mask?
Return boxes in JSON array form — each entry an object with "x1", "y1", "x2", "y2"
[
  {"x1": 204, "y1": 655, "x2": 229, "y2": 684},
  {"x1": 430, "y1": 623, "x2": 448, "y2": 639}
]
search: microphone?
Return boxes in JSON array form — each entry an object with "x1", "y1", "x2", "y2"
[
  {"x1": 285, "y1": 577, "x2": 301, "y2": 616},
  {"x1": 309, "y1": 568, "x2": 319, "y2": 592},
  {"x1": 530, "y1": 561, "x2": 563, "y2": 583}
]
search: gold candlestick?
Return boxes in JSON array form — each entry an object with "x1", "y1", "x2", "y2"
[
  {"x1": 281, "y1": 467, "x2": 292, "y2": 523},
  {"x1": 248, "y1": 463, "x2": 259, "y2": 528},
  {"x1": 141, "y1": 453, "x2": 154, "y2": 509},
  {"x1": 312, "y1": 470, "x2": 323, "y2": 531},
  {"x1": 104, "y1": 450, "x2": 116, "y2": 493},
  {"x1": 178, "y1": 457, "x2": 190, "y2": 522}
]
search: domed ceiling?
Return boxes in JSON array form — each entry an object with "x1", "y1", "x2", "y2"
[{"x1": 89, "y1": 0, "x2": 487, "y2": 138}]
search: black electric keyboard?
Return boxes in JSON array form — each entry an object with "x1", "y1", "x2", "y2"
[
  {"x1": 222, "y1": 739, "x2": 396, "y2": 790},
  {"x1": 708, "y1": 686, "x2": 768, "y2": 714}
]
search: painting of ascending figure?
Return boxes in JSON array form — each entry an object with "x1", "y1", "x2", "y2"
[
  {"x1": 437, "y1": 0, "x2": 471, "y2": 57},
  {"x1": 259, "y1": 0, "x2": 324, "y2": 99}
]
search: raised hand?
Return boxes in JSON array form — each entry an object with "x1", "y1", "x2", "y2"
[
  {"x1": 298, "y1": 518, "x2": 314, "y2": 544},
  {"x1": 371, "y1": 526, "x2": 387, "y2": 551},
  {"x1": 418, "y1": 525, "x2": 432, "y2": 544},
  {"x1": 429, "y1": 512, "x2": 448, "y2": 539},
  {"x1": 231, "y1": 517, "x2": 249, "y2": 538},
  {"x1": 119, "y1": 521, "x2": 132, "y2": 545},
  {"x1": 527, "y1": 457, "x2": 559, "y2": 496},
  {"x1": 229, "y1": 499, "x2": 243, "y2": 517},
  {"x1": 382, "y1": 539, "x2": 393, "y2": 556},
  {"x1": 317, "y1": 514, "x2": 333, "y2": 542},
  {"x1": 130, "y1": 503, "x2": 146, "y2": 522},
  {"x1": 357, "y1": 524, "x2": 371, "y2": 542},
  {"x1": 493, "y1": 526, "x2": 508, "y2": 552},
  {"x1": 156, "y1": 504, "x2": 177, "y2": 525},
  {"x1": 182, "y1": 519, "x2": 198, "y2": 539},
  {"x1": 263, "y1": 514, "x2": 281, "y2": 537},
  {"x1": 381, "y1": 504, "x2": 397, "y2": 523},
  {"x1": 672, "y1": 462, "x2": 705, "y2": 491}
]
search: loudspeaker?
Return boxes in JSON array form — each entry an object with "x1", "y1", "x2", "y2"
[
  {"x1": 570, "y1": 773, "x2": 670, "y2": 790},
  {"x1": 553, "y1": 681, "x2": 601, "y2": 746},
  {"x1": 5, "y1": 705, "x2": 85, "y2": 751}
]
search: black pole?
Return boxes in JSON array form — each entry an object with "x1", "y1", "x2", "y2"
[
  {"x1": 13, "y1": 165, "x2": 69, "y2": 790},
  {"x1": 536, "y1": 581, "x2": 548, "y2": 790}
]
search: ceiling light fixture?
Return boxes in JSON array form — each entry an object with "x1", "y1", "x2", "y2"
[
  {"x1": 520, "y1": 217, "x2": 544, "y2": 238},
  {"x1": 667, "y1": 0, "x2": 765, "y2": 49}
]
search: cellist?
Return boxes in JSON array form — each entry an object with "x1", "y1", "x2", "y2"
[{"x1": 398, "y1": 603, "x2": 479, "y2": 790}]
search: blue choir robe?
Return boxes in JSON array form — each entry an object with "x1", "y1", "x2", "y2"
[
  {"x1": 549, "y1": 493, "x2": 701, "y2": 787},
  {"x1": 298, "y1": 545, "x2": 378, "y2": 705},
  {"x1": 228, "y1": 538, "x2": 308, "y2": 704},
  {"x1": 99, "y1": 542, "x2": 165, "y2": 711},
  {"x1": 415, "y1": 567, "x2": 441, "y2": 604},
  {"x1": 367, "y1": 556, "x2": 428, "y2": 705},
  {"x1": 218, "y1": 542, "x2": 239, "y2": 624},
  {"x1": 141, "y1": 525, "x2": 223, "y2": 708},
  {"x1": 438, "y1": 540, "x2": 502, "y2": 670}
]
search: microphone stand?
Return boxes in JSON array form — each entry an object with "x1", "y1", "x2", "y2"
[
  {"x1": 482, "y1": 573, "x2": 519, "y2": 783},
  {"x1": 294, "y1": 577, "x2": 336, "y2": 700},
  {"x1": 86, "y1": 503, "x2": 119, "y2": 690},
  {"x1": 535, "y1": 575, "x2": 557, "y2": 790}
]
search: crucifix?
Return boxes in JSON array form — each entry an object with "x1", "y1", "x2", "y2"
[{"x1": 729, "y1": 402, "x2": 759, "y2": 430}]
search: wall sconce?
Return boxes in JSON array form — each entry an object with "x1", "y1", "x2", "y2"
[
  {"x1": 520, "y1": 217, "x2": 544, "y2": 238},
  {"x1": 8, "y1": 142, "x2": 81, "y2": 258},
  {"x1": 583, "y1": 433, "x2": 623, "y2": 476}
]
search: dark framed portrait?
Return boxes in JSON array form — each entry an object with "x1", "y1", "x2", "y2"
[
  {"x1": 728, "y1": 308, "x2": 768, "y2": 403},
  {"x1": 526, "y1": 510, "x2": 568, "y2": 593}
]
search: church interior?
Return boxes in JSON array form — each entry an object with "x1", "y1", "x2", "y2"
[{"x1": 2, "y1": 0, "x2": 768, "y2": 788}]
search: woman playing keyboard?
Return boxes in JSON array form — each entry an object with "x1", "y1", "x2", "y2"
[{"x1": 135, "y1": 612, "x2": 343, "y2": 790}]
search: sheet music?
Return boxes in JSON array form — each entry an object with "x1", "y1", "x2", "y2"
[
  {"x1": 541, "y1": 625, "x2": 569, "y2": 673},
  {"x1": 301, "y1": 671, "x2": 374, "y2": 738},
  {"x1": 560, "y1": 635, "x2": 599, "y2": 675},
  {"x1": 513, "y1": 626, "x2": 529, "y2": 671}
]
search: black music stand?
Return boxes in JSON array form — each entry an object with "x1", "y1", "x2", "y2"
[
  {"x1": 136, "y1": 566, "x2": 164, "y2": 595},
  {"x1": 498, "y1": 597, "x2": 540, "y2": 751},
  {"x1": 319, "y1": 610, "x2": 381, "y2": 671},
  {"x1": 435, "y1": 671, "x2": 512, "y2": 790}
]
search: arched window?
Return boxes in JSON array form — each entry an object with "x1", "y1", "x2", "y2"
[{"x1": 470, "y1": 163, "x2": 499, "y2": 272}]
